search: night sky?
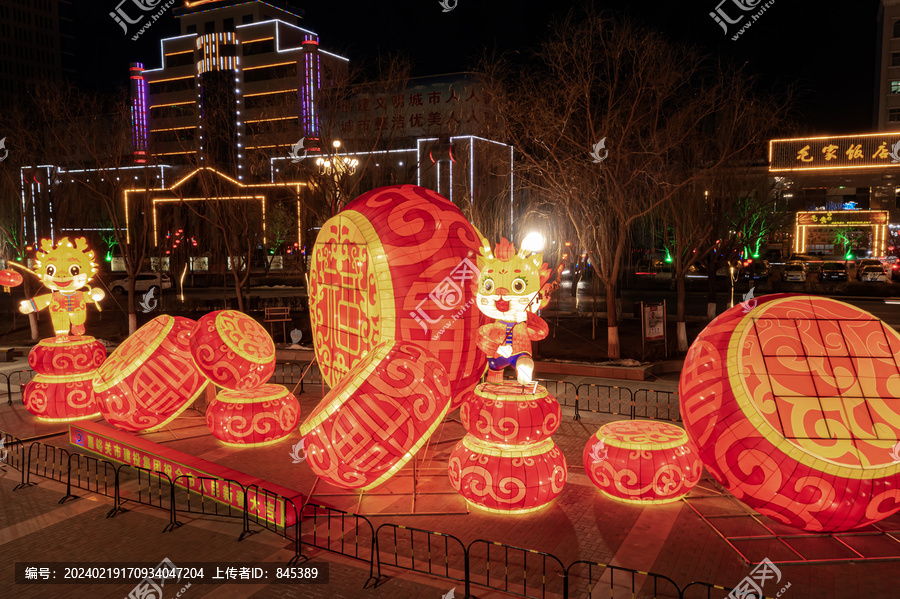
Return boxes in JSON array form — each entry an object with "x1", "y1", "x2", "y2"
[{"x1": 76, "y1": 0, "x2": 878, "y2": 133}]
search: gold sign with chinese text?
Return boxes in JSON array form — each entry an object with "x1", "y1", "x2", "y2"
[
  {"x1": 796, "y1": 211, "x2": 889, "y2": 227},
  {"x1": 770, "y1": 134, "x2": 900, "y2": 172}
]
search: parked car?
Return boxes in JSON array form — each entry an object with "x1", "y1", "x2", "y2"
[
  {"x1": 109, "y1": 272, "x2": 173, "y2": 295},
  {"x1": 742, "y1": 260, "x2": 771, "y2": 281},
  {"x1": 782, "y1": 261, "x2": 808, "y2": 282},
  {"x1": 856, "y1": 259, "x2": 885, "y2": 281},
  {"x1": 860, "y1": 265, "x2": 889, "y2": 283},
  {"x1": 818, "y1": 262, "x2": 848, "y2": 282}
]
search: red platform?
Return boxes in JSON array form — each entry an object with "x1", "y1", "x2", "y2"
[{"x1": 69, "y1": 420, "x2": 303, "y2": 527}]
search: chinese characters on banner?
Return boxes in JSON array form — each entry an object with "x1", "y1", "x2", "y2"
[
  {"x1": 770, "y1": 135, "x2": 900, "y2": 171},
  {"x1": 335, "y1": 79, "x2": 491, "y2": 141},
  {"x1": 69, "y1": 425, "x2": 288, "y2": 527}
]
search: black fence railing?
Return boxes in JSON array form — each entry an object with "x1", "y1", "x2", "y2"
[
  {"x1": 1, "y1": 431, "x2": 740, "y2": 598},
  {"x1": 2, "y1": 369, "x2": 36, "y2": 406}
]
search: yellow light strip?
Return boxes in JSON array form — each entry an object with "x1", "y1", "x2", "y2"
[
  {"x1": 241, "y1": 37, "x2": 275, "y2": 44},
  {"x1": 243, "y1": 116, "x2": 298, "y2": 124},
  {"x1": 149, "y1": 101, "x2": 194, "y2": 109},
  {"x1": 242, "y1": 61, "x2": 295, "y2": 71},
  {"x1": 147, "y1": 75, "x2": 194, "y2": 84},
  {"x1": 243, "y1": 89, "x2": 297, "y2": 98},
  {"x1": 149, "y1": 126, "x2": 197, "y2": 133},
  {"x1": 164, "y1": 50, "x2": 194, "y2": 56},
  {"x1": 152, "y1": 150, "x2": 198, "y2": 156},
  {"x1": 770, "y1": 163, "x2": 900, "y2": 173}
]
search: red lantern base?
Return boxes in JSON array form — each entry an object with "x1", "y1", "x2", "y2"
[
  {"x1": 23, "y1": 373, "x2": 100, "y2": 422},
  {"x1": 460, "y1": 382, "x2": 561, "y2": 445},
  {"x1": 448, "y1": 435, "x2": 568, "y2": 514},
  {"x1": 206, "y1": 384, "x2": 300, "y2": 447}
]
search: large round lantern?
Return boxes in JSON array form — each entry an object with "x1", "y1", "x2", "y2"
[
  {"x1": 309, "y1": 185, "x2": 485, "y2": 408},
  {"x1": 23, "y1": 336, "x2": 106, "y2": 421},
  {"x1": 583, "y1": 420, "x2": 702, "y2": 504},
  {"x1": 0, "y1": 269, "x2": 23, "y2": 288},
  {"x1": 681, "y1": 294, "x2": 900, "y2": 531},
  {"x1": 93, "y1": 315, "x2": 208, "y2": 432},
  {"x1": 460, "y1": 382, "x2": 561, "y2": 445},
  {"x1": 189, "y1": 310, "x2": 275, "y2": 390},
  {"x1": 448, "y1": 436, "x2": 568, "y2": 514},
  {"x1": 206, "y1": 384, "x2": 300, "y2": 447},
  {"x1": 299, "y1": 340, "x2": 451, "y2": 490}
]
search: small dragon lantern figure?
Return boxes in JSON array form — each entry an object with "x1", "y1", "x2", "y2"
[
  {"x1": 474, "y1": 236, "x2": 558, "y2": 385},
  {"x1": 19, "y1": 237, "x2": 104, "y2": 342}
]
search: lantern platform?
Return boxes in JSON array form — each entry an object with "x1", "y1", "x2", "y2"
[
  {"x1": 583, "y1": 419, "x2": 702, "y2": 505},
  {"x1": 23, "y1": 336, "x2": 106, "y2": 422}
]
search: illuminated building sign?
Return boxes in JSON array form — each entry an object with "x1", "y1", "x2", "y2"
[
  {"x1": 769, "y1": 133, "x2": 900, "y2": 172},
  {"x1": 794, "y1": 210, "x2": 889, "y2": 255}
]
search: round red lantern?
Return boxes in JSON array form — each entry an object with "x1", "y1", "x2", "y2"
[
  {"x1": 300, "y1": 340, "x2": 451, "y2": 490},
  {"x1": 189, "y1": 310, "x2": 275, "y2": 390},
  {"x1": 681, "y1": 294, "x2": 900, "y2": 531},
  {"x1": 22, "y1": 337, "x2": 106, "y2": 422},
  {"x1": 24, "y1": 375, "x2": 99, "y2": 422},
  {"x1": 29, "y1": 336, "x2": 106, "y2": 376},
  {"x1": 459, "y1": 382, "x2": 561, "y2": 445},
  {"x1": 93, "y1": 315, "x2": 208, "y2": 432},
  {"x1": 309, "y1": 185, "x2": 485, "y2": 409},
  {"x1": 583, "y1": 420, "x2": 702, "y2": 504},
  {"x1": 206, "y1": 384, "x2": 300, "y2": 447},
  {"x1": 448, "y1": 436, "x2": 568, "y2": 514},
  {"x1": 0, "y1": 269, "x2": 23, "y2": 287}
]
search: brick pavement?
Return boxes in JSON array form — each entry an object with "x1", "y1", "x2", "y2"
[{"x1": 3, "y1": 373, "x2": 899, "y2": 598}]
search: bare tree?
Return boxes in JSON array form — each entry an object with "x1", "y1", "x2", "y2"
[{"x1": 481, "y1": 9, "x2": 788, "y2": 357}]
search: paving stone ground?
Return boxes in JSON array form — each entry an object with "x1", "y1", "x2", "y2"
[{"x1": 2, "y1": 372, "x2": 898, "y2": 599}]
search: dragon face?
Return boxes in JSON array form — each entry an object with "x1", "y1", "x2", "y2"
[
  {"x1": 475, "y1": 238, "x2": 550, "y2": 321},
  {"x1": 34, "y1": 237, "x2": 98, "y2": 293}
]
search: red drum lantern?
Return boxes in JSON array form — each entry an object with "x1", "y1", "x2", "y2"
[
  {"x1": 23, "y1": 336, "x2": 106, "y2": 422},
  {"x1": 206, "y1": 384, "x2": 300, "y2": 447},
  {"x1": 681, "y1": 294, "x2": 900, "y2": 531},
  {"x1": 29, "y1": 336, "x2": 106, "y2": 376},
  {"x1": 93, "y1": 315, "x2": 208, "y2": 432},
  {"x1": 583, "y1": 420, "x2": 702, "y2": 504},
  {"x1": 309, "y1": 185, "x2": 485, "y2": 409},
  {"x1": 449, "y1": 381, "x2": 568, "y2": 513},
  {"x1": 300, "y1": 340, "x2": 451, "y2": 490},
  {"x1": 0, "y1": 269, "x2": 23, "y2": 287},
  {"x1": 189, "y1": 310, "x2": 276, "y2": 391},
  {"x1": 448, "y1": 436, "x2": 568, "y2": 514},
  {"x1": 460, "y1": 382, "x2": 561, "y2": 445}
]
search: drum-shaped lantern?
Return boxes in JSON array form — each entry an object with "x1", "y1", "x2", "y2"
[
  {"x1": 448, "y1": 436, "x2": 568, "y2": 514},
  {"x1": 460, "y1": 382, "x2": 561, "y2": 445},
  {"x1": 309, "y1": 185, "x2": 485, "y2": 408},
  {"x1": 583, "y1": 420, "x2": 702, "y2": 504},
  {"x1": 300, "y1": 340, "x2": 451, "y2": 490},
  {"x1": 681, "y1": 294, "x2": 900, "y2": 531},
  {"x1": 22, "y1": 337, "x2": 106, "y2": 422},
  {"x1": 93, "y1": 315, "x2": 207, "y2": 432},
  {"x1": 189, "y1": 310, "x2": 275, "y2": 390},
  {"x1": 206, "y1": 384, "x2": 300, "y2": 447},
  {"x1": 29, "y1": 336, "x2": 106, "y2": 376}
]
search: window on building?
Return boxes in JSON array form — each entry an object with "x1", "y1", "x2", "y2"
[
  {"x1": 892, "y1": 81, "x2": 900, "y2": 94},
  {"x1": 243, "y1": 62, "x2": 297, "y2": 83},
  {"x1": 894, "y1": 20, "x2": 900, "y2": 38},
  {"x1": 242, "y1": 38, "x2": 275, "y2": 56},
  {"x1": 242, "y1": 14, "x2": 253, "y2": 24},
  {"x1": 890, "y1": 108, "x2": 900, "y2": 122},
  {"x1": 165, "y1": 52, "x2": 195, "y2": 69},
  {"x1": 204, "y1": 21, "x2": 215, "y2": 33},
  {"x1": 893, "y1": 53, "x2": 900, "y2": 67},
  {"x1": 187, "y1": 24, "x2": 197, "y2": 34},
  {"x1": 224, "y1": 17, "x2": 234, "y2": 31}
]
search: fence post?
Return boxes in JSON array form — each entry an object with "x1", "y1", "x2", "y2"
[
  {"x1": 5, "y1": 374, "x2": 11, "y2": 407},
  {"x1": 61, "y1": 453, "x2": 78, "y2": 503},
  {"x1": 573, "y1": 384, "x2": 581, "y2": 421},
  {"x1": 163, "y1": 472, "x2": 183, "y2": 533},
  {"x1": 107, "y1": 464, "x2": 129, "y2": 518},
  {"x1": 464, "y1": 544, "x2": 471, "y2": 599},
  {"x1": 238, "y1": 483, "x2": 258, "y2": 541},
  {"x1": 13, "y1": 442, "x2": 37, "y2": 490}
]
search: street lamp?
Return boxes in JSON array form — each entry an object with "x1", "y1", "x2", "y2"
[{"x1": 315, "y1": 139, "x2": 359, "y2": 177}]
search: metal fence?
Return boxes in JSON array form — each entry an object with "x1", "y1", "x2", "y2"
[
  {"x1": 0, "y1": 431, "x2": 741, "y2": 598},
  {"x1": 2, "y1": 369, "x2": 36, "y2": 406}
]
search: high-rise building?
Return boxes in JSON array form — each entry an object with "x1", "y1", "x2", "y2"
[
  {"x1": 134, "y1": 0, "x2": 347, "y2": 179},
  {"x1": 876, "y1": 0, "x2": 900, "y2": 130}
]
